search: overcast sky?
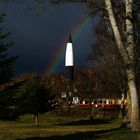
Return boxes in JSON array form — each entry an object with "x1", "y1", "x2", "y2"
[{"x1": 0, "y1": 0, "x2": 98, "y2": 75}]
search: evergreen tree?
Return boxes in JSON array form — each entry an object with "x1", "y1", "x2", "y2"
[
  {"x1": 17, "y1": 73, "x2": 54, "y2": 125},
  {"x1": 0, "y1": 84, "x2": 19, "y2": 120},
  {"x1": 0, "y1": 13, "x2": 17, "y2": 120},
  {"x1": 0, "y1": 14, "x2": 16, "y2": 85}
]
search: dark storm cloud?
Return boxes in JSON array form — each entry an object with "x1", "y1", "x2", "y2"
[{"x1": 1, "y1": 0, "x2": 96, "y2": 75}]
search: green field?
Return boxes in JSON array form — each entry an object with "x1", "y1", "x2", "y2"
[{"x1": 0, "y1": 113, "x2": 140, "y2": 140}]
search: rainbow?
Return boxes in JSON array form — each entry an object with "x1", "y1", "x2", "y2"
[{"x1": 47, "y1": 16, "x2": 93, "y2": 75}]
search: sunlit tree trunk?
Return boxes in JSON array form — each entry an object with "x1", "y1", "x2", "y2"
[
  {"x1": 126, "y1": 0, "x2": 140, "y2": 131},
  {"x1": 105, "y1": 0, "x2": 140, "y2": 131},
  {"x1": 127, "y1": 68, "x2": 140, "y2": 130},
  {"x1": 104, "y1": 0, "x2": 129, "y2": 62},
  {"x1": 34, "y1": 114, "x2": 39, "y2": 126},
  {"x1": 125, "y1": 88, "x2": 131, "y2": 123}
]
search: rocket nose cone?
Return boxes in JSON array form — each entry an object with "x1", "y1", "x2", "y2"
[{"x1": 68, "y1": 34, "x2": 72, "y2": 43}]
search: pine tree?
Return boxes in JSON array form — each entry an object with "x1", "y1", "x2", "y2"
[
  {"x1": 17, "y1": 73, "x2": 54, "y2": 125},
  {"x1": 0, "y1": 14, "x2": 17, "y2": 85},
  {"x1": 0, "y1": 14, "x2": 17, "y2": 120}
]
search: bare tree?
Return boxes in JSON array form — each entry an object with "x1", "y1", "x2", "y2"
[
  {"x1": 105, "y1": 0, "x2": 140, "y2": 131},
  {"x1": 88, "y1": 16, "x2": 127, "y2": 99}
]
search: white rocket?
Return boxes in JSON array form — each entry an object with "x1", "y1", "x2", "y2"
[{"x1": 65, "y1": 34, "x2": 74, "y2": 81}]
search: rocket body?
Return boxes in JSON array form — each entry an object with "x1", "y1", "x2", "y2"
[
  {"x1": 65, "y1": 35, "x2": 74, "y2": 81},
  {"x1": 65, "y1": 42, "x2": 74, "y2": 66}
]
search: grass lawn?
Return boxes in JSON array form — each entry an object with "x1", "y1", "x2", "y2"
[{"x1": 0, "y1": 113, "x2": 140, "y2": 140}]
